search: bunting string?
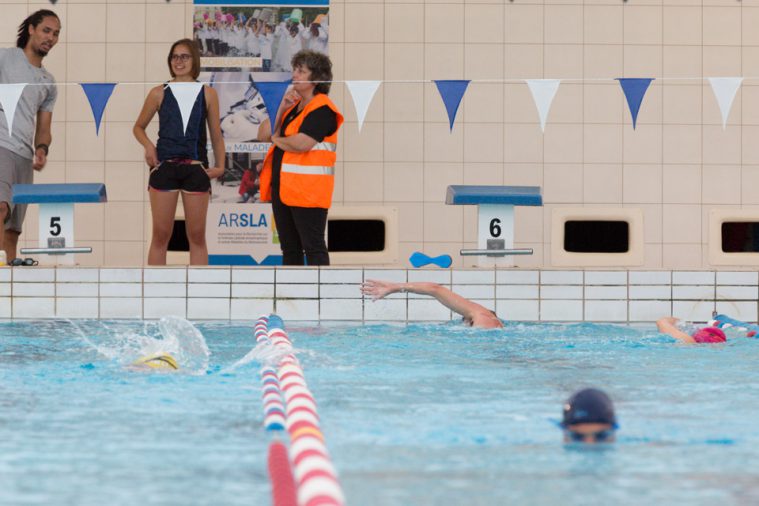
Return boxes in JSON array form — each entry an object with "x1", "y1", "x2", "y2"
[{"x1": 1, "y1": 75, "x2": 753, "y2": 138}]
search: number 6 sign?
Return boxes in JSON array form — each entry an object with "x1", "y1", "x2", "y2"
[{"x1": 477, "y1": 204, "x2": 514, "y2": 267}]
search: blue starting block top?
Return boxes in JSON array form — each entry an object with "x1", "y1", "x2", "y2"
[
  {"x1": 13, "y1": 183, "x2": 107, "y2": 204},
  {"x1": 445, "y1": 185, "x2": 542, "y2": 206}
]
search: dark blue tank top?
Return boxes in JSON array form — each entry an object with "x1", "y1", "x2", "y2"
[{"x1": 156, "y1": 84, "x2": 208, "y2": 164}]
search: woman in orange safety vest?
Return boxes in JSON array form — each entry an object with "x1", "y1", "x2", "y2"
[{"x1": 258, "y1": 50, "x2": 343, "y2": 265}]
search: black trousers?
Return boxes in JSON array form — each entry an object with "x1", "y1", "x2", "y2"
[{"x1": 271, "y1": 189, "x2": 329, "y2": 265}]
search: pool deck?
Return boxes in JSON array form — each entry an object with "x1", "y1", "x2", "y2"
[{"x1": 1, "y1": 267, "x2": 756, "y2": 323}]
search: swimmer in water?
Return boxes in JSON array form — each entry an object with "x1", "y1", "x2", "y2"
[
  {"x1": 560, "y1": 388, "x2": 617, "y2": 444},
  {"x1": 360, "y1": 279, "x2": 503, "y2": 329},
  {"x1": 656, "y1": 316, "x2": 726, "y2": 344},
  {"x1": 131, "y1": 352, "x2": 179, "y2": 371}
]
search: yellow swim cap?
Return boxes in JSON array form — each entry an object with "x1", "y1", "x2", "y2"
[{"x1": 132, "y1": 353, "x2": 179, "y2": 371}]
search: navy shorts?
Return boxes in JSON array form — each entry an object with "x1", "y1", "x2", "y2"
[{"x1": 149, "y1": 160, "x2": 211, "y2": 194}]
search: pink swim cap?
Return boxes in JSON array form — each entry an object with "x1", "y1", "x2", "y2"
[{"x1": 692, "y1": 327, "x2": 726, "y2": 343}]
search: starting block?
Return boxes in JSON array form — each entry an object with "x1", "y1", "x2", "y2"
[
  {"x1": 445, "y1": 185, "x2": 542, "y2": 267},
  {"x1": 12, "y1": 183, "x2": 108, "y2": 265}
]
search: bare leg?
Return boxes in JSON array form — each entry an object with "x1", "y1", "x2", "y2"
[
  {"x1": 4, "y1": 230, "x2": 18, "y2": 261},
  {"x1": 0, "y1": 202, "x2": 8, "y2": 257},
  {"x1": 148, "y1": 191, "x2": 179, "y2": 265},
  {"x1": 181, "y1": 191, "x2": 209, "y2": 265}
]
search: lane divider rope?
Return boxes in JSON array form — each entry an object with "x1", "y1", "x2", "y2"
[{"x1": 256, "y1": 314, "x2": 345, "y2": 506}]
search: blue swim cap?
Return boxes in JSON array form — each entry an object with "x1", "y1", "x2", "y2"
[{"x1": 561, "y1": 388, "x2": 616, "y2": 427}]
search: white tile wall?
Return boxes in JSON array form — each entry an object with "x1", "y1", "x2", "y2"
[
  {"x1": 276, "y1": 299, "x2": 319, "y2": 321},
  {"x1": 540, "y1": 300, "x2": 583, "y2": 321},
  {"x1": 496, "y1": 285, "x2": 539, "y2": 299},
  {"x1": 408, "y1": 299, "x2": 451, "y2": 321},
  {"x1": 541, "y1": 271, "x2": 583, "y2": 285},
  {"x1": 715, "y1": 301, "x2": 758, "y2": 322},
  {"x1": 144, "y1": 283, "x2": 186, "y2": 298},
  {"x1": 143, "y1": 298, "x2": 186, "y2": 319},
  {"x1": 629, "y1": 300, "x2": 672, "y2": 322},
  {"x1": 585, "y1": 300, "x2": 628, "y2": 322},
  {"x1": 585, "y1": 286, "x2": 628, "y2": 299},
  {"x1": 101, "y1": 298, "x2": 142, "y2": 319},
  {"x1": 629, "y1": 271, "x2": 671, "y2": 285},
  {"x1": 13, "y1": 298, "x2": 56, "y2": 318},
  {"x1": 320, "y1": 284, "x2": 361, "y2": 298},
  {"x1": 232, "y1": 268, "x2": 275, "y2": 283},
  {"x1": 100, "y1": 283, "x2": 141, "y2": 297},
  {"x1": 276, "y1": 269, "x2": 319, "y2": 284},
  {"x1": 496, "y1": 270, "x2": 539, "y2": 284},
  {"x1": 0, "y1": 268, "x2": 756, "y2": 326},
  {"x1": 364, "y1": 299, "x2": 406, "y2": 321},
  {"x1": 57, "y1": 283, "x2": 99, "y2": 297},
  {"x1": 716, "y1": 271, "x2": 759, "y2": 285},
  {"x1": 187, "y1": 299, "x2": 230, "y2": 320},
  {"x1": 408, "y1": 270, "x2": 451, "y2": 283},
  {"x1": 57, "y1": 298, "x2": 99, "y2": 318},
  {"x1": 232, "y1": 285, "x2": 275, "y2": 298},
  {"x1": 319, "y1": 269, "x2": 363, "y2": 283},
  {"x1": 497, "y1": 299, "x2": 539, "y2": 321},
  {"x1": 231, "y1": 299, "x2": 275, "y2": 320},
  {"x1": 320, "y1": 299, "x2": 363, "y2": 320},
  {"x1": 187, "y1": 284, "x2": 230, "y2": 298},
  {"x1": 100, "y1": 269, "x2": 142, "y2": 283}
]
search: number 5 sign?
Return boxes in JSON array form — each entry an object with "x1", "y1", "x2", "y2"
[
  {"x1": 477, "y1": 204, "x2": 514, "y2": 267},
  {"x1": 38, "y1": 203, "x2": 75, "y2": 265}
]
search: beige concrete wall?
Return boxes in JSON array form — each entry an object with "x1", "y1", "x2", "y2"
[{"x1": 5, "y1": 0, "x2": 758, "y2": 268}]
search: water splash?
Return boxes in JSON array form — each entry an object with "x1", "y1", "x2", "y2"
[
  {"x1": 221, "y1": 338, "x2": 292, "y2": 373},
  {"x1": 69, "y1": 317, "x2": 210, "y2": 374}
]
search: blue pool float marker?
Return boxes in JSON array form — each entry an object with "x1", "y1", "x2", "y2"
[
  {"x1": 710, "y1": 314, "x2": 759, "y2": 337},
  {"x1": 409, "y1": 252, "x2": 452, "y2": 269},
  {"x1": 268, "y1": 314, "x2": 285, "y2": 330}
]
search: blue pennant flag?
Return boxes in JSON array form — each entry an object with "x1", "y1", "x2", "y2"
[
  {"x1": 255, "y1": 80, "x2": 292, "y2": 123},
  {"x1": 433, "y1": 80, "x2": 470, "y2": 131},
  {"x1": 409, "y1": 252, "x2": 452, "y2": 269},
  {"x1": 616, "y1": 78, "x2": 654, "y2": 129},
  {"x1": 80, "y1": 83, "x2": 117, "y2": 135}
]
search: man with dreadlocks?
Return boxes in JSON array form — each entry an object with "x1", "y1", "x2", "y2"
[{"x1": 0, "y1": 10, "x2": 60, "y2": 261}]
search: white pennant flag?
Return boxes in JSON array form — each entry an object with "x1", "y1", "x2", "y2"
[
  {"x1": 525, "y1": 79, "x2": 561, "y2": 133},
  {"x1": 345, "y1": 80, "x2": 381, "y2": 132},
  {"x1": 708, "y1": 77, "x2": 743, "y2": 130},
  {"x1": 0, "y1": 84, "x2": 27, "y2": 138},
  {"x1": 167, "y1": 82, "x2": 204, "y2": 135}
]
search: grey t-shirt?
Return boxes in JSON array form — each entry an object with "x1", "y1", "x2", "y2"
[{"x1": 0, "y1": 47, "x2": 57, "y2": 160}]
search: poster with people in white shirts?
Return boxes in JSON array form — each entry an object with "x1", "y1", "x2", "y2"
[
  {"x1": 193, "y1": 3, "x2": 329, "y2": 69},
  {"x1": 193, "y1": 0, "x2": 329, "y2": 265}
]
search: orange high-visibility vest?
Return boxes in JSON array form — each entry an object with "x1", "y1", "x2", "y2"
[{"x1": 260, "y1": 94, "x2": 343, "y2": 208}]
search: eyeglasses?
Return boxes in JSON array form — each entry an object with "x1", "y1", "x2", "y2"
[
  {"x1": 9, "y1": 258, "x2": 38, "y2": 267},
  {"x1": 566, "y1": 429, "x2": 615, "y2": 443},
  {"x1": 171, "y1": 54, "x2": 193, "y2": 62}
]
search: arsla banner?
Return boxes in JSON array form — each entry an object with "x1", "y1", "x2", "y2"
[{"x1": 194, "y1": 0, "x2": 329, "y2": 264}]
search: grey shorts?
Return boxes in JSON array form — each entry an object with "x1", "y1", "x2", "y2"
[{"x1": 0, "y1": 146, "x2": 33, "y2": 233}]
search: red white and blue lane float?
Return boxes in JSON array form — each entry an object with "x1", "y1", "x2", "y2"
[{"x1": 255, "y1": 314, "x2": 345, "y2": 506}]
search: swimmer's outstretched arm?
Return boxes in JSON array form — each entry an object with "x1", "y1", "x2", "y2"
[
  {"x1": 361, "y1": 279, "x2": 493, "y2": 324},
  {"x1": 656, "y1": 317, "x2": 696, "y2": 343}
]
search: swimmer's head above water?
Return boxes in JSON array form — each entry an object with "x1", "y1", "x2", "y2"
[
  {"x1": 131, "y1": 353, "x2": 179, "y2": 371},
  {"x1": 691, "y1": 327, "x2": 726, "y2": 343},
  {"x1": 560, "y1": 388, "x2": 617, "y2": 444}
]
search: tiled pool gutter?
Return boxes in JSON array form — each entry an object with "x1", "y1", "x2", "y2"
[{"x1": 3, "y1": 267, "x2": 757, "y2": 323}]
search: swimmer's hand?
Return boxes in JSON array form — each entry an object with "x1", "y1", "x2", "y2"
[
  {"x1": 144, "y1": 144, "x2": 159, "y2": 168},
  {"x1": 205, "y1": 166, "x2": 225, "y2": 179},
  {"x1": 361, "y1": 279, "x2": 400, "y2": 300}
]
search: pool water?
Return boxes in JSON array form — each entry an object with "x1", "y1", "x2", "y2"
[{"x1": 2, "y1": 320, "x2": 759, "y2": 505}]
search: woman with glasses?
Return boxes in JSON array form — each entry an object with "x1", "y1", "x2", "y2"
[{"x1": 133, "y1": 39, "x2": 225, "y2": 265}]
